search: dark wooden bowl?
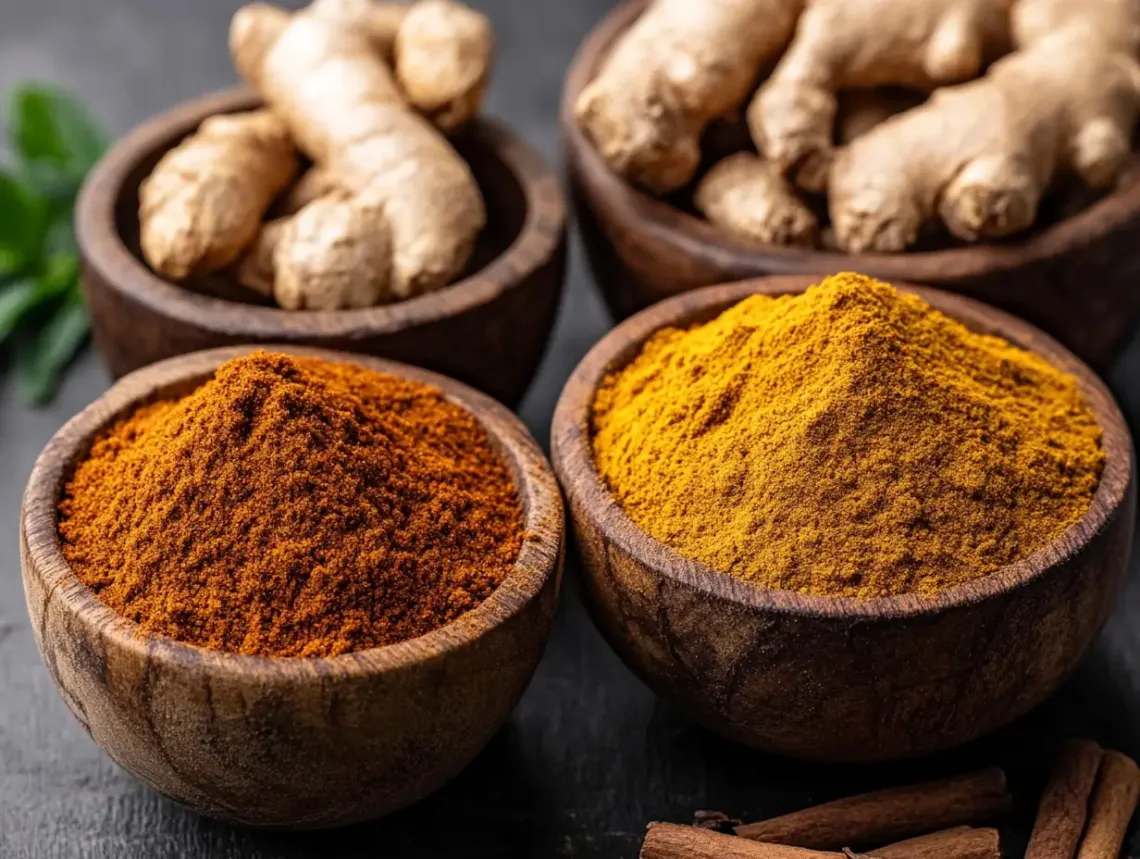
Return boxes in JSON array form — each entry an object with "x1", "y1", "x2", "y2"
[
  {"x1": 20, "y1": 345, "x2": 564, "y2": 828},
  {"x1": 551, "y1": 275, "x2": 1135, "y2": 762},
  {"x1": 77, "y1": 88, "x2": 567, "y2": 407},
  {"x1": 561, "y1": 0, "x2": 1140, "y2": 371}
]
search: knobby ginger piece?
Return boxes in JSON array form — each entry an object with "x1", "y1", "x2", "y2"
[
  {"x1": 274, "y1": 196, "x2": 392, "y2": 310},
  {"x1": 139, "y1": 110, "x2": 297, "y2": 280},
  {"x1": 695, "y1": 153, "x2": 818, "y2": 247},
  {"x1": 750, "y1": 0, "x2": 1011, "y2": 192},
  {"x1": 308, "y1": 0, "x2": 409, "y2": 56},
  {"x1": 830, "y1": 0, "x2": 1140, "y2": 252},
  {"x1": 238, "y1": 195, "x2": 391, "y2": 309},
  {"x1": 235, "y1": 219, "x2": 283, "y2": 297},
  {"x1": 239, "y1": 165, "x2": 350, "y2": 298},
  {"x1": 395, "y1": 0, "x2": 494, "y2": 130},
  {"x1": 575, "y1": 0, "x2": 802, "y2": 194},
  {"x1": 835, "y1": 88, "x2": 925, "y2": 145},
  {"x1": 273, "y1": 165, "x2": 346, "y2": 218},
  {"x1": 230, "y1": 1, "x2": 485, "y2": 301}
]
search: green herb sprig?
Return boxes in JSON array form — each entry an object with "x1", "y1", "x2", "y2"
[{"x1": 0, "y1": 84, "x2": 106, "y2": 405}]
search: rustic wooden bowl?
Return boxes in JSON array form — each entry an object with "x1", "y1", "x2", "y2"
[
  {"x1": 20, "y1": 345, "x2": 564, "y2": 828},
  {"x1": 77, "y1": 88, "x2": 567, "y2": 407},
  {"x1": 561, "y1": 0, "x2": 1140, "y2": 370},
  {"x1": 551, "y1": 274, "x2": 1135, "y2": 762}
]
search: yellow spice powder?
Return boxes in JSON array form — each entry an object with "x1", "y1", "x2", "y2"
[{"x1": 590, "y1": 273, "x2": 1104, "y2": 598}]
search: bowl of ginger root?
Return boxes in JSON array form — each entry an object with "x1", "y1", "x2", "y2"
[
  {"x1": 563, "y1": 0, "x2": 1140, "y2": 371},
  {"x1": 78, "y1": 0, "x2": 567, "y2": 407}
]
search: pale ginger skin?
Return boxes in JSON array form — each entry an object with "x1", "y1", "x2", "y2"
[
  {"x1": 274, "y1": 166, "x2": 345, "y2": 217},
  {"x1": 308, "y1": 0, "x2": 409, "y2": 56},
  {"x1": 835, "y1": 88, "x2": 925, "y2": 145},
  {"x1": 238, "y1": 170, "x2": 395, "y2": 310},
  {"x1": 230, "y1": 1, "x2": 485, "y2": 301},
  {"x1": 830, "y1": 0, "x2": 1140, "y2": 252},
  {"x1": 139, "y1": 110, "x2": 297, "y2": 280},
  {"x1": 395, "y1": 0, "x2": 494, "y2": 130},
  {"x1": 1013, "y1": 0, "x2": 1140, "y2": 53},
  {"x1": 695, "y1": 153, "x2": 818, "y2": 246},
  {"x1": 238, "y1": 166, "x2": 352, "y2": 298},
  {"x1": 234, "y1": 219, "x2": 283, "y2": 297},
  {"x1": 237, "y1": 197, "x2": 391, "y2": 309},
  {"x1": 274, "y1": 196, "x2": 392, "y2": 309},
  {"x1": 306, "y1": 0, "x2": 491, "y2": 130},
  {"x1": 750, "y1": 0, "x2": 1011, "y2": 192},
  {"x1": 690, "y1": 91, "x2": 907, "y2": 251},
  {"x1": 575, "y1": 0, "x2": 802, "y2": 194}
]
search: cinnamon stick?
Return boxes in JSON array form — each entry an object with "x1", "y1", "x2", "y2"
[
  {"x1": 642, "y1": 824, "x2": 821, "y2": 859},
  {"x1": 1025, "y1": 739, "x2": 1104, "y2": 859},
  {"x1": 734, "y1": 768, "x2": 1011, "y2": 849},
  {"x1": 641, "y1": 824, "x2": 1002, "y2": 859},
  {"x1": 874, "y1": 827, "x2": 1001, "y2": 859},
  {"x1": 1075, "y1": 751, "x2": 1140, "y2": 859}
]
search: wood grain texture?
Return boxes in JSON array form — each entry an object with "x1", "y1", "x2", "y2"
[
  {"x1": 1025, "y1": 739, "x2": 1104, "y2": 859},
  {"x1": 735, "y1": 769, "x2": 1010, "y2": 849},
  {"x1": 77, "y1": 88, "x2": 568, "y2": 407},
  {"x1": 19, "y1": 345, "x2": 565, "y2": 829},
  {"x1": 551, "y1": 275, "x2": 1136, "y2": 762},
  {"x1": 560, "y1": 0, "x2": 1140, "y2": 370}
]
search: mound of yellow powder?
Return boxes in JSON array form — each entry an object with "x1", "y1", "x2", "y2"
[{"x1": 591, "y1": 273, "x2": 1104, "y2": 598}]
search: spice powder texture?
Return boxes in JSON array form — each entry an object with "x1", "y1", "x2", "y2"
[
  {"x1": 591, "y1": 273, "x2": 1105, "y2": 598},
  {"x1": 58, "y1": 352, "x2": 523, "y2": 657}
]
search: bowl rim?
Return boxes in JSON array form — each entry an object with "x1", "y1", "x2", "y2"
[
  {"x1": 560, "y1": 0, "x2": 1140, "y2": 282},
  {"x1": 21, "y1": 345, "x2": 565, "y2": 676},
  {"x1": 551, "y1": 274, "x2": 1134, "y2": 620},
  {"x1": 76, "y1": 87, "x2": 566, "y2": 337}
]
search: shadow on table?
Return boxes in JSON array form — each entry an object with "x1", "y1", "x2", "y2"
[{"x1": 185, "y1": 724, "x2": 541, "y2": 859}]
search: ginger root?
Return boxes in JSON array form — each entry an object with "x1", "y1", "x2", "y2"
[
  {"x1": 695, "y1": 153, "x2": 818, "y2": 247},
  {"x1": 307, "y1": 0, "x2": 491, "y2": 130},
  {"x1": 139, "y1": 110, "x2": 297, "y2": 280},
  {"x1": 830, "y1": 0, "x2": 1140, "y2": 252},
  {"x1": 273, "y1": 196, "x2": 392, "y2": 310},
  {"x1": 273, "y1": 166, "x2": 345, "y2": 218},
  {"x1": 307, "y1": 0, "x2": 409, "y2": 56},
  {"x1": 749, "y1": 0, "x2": 1011, "y2": 192},
  {"x1": 230, "y1": 1, "x2": 485, "y2": 303},
  {"x1": 395, "y1": 0, "x2": 494, "y2": 131},
  {"x1": 835, "y1": 88, "x2": 925, "y2": 145},
  {"x1": 575, "y1": 0, "x2": 802, "y2": 194}
]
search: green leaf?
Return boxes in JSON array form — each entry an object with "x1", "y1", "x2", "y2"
[
  {"x1": 17, "y1": 285, "x2": 89, "y2": 405},
  {"x1": 10, "y1": 85, "x2": 106, "y2": 183},
  {"x1": 0, "y1": 278, "x2": 39, "y2": 341},
  {"x1": 0, "y1": 254, "x2": 78, "y2": 345},
  {"x1": 20, "y1": 160, "x2": 81, "y2": 206},
  {"x1": 43, "y1": 214, "x2": 76, "y2": 256},
  {"x1": 0, "y1": 168, "x2": 47, "y2": 275}
]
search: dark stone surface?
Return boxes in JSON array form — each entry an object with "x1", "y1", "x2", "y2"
[{"x1": 2, "y1": 1, "x2": 1140, "y2": 857}]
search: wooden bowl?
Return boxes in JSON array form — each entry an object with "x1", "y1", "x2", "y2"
[
  {"x1": 77, "y1": 88, "x2": 567, "y2": 407},
  {"x1": 551, "y1": 274, "x2": 1135, "y2": 762},
  {"x1": 20, "y1": 345, "x2": 564, "y2": 828},
  {"x1": 561, "y1": 0, "x2": 1140, "y2": 371}
]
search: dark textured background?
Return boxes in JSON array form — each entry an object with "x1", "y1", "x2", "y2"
[{"x1": 4, "y1": 1, "x2": 1140, "y2": 857}]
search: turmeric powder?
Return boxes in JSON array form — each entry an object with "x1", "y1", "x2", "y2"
[{"x1": 591, "y1": 273, "x2": 1104, "y2": 598}]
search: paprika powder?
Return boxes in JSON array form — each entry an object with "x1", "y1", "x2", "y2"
[{"x1": 59, "y1": 351, "x2": 523, "y2": 657}]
